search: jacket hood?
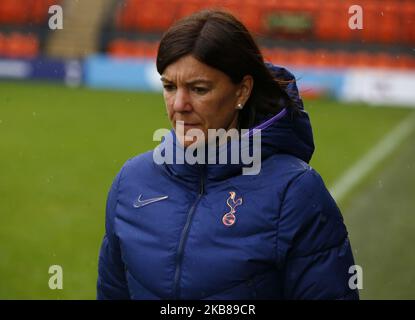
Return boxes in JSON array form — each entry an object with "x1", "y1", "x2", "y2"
[
  {"x1": 258, "y1": 63, "x2": 315, "y2": 164},
  {"x1": 157, "y1": 64, "x2": 315, "y2": 183}
]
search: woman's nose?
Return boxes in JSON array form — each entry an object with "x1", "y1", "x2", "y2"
[{"x1": 172, "y1": 88, "x2": 192, "y2": 112}]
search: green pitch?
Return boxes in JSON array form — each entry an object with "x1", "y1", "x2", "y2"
[{"x1": 0, "y1": 81, "x2": 414, "y2": 299}]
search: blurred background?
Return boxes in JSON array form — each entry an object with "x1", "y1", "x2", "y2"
[{"x1": 0, "y1": 0, "x2": 414, "y2": 299}]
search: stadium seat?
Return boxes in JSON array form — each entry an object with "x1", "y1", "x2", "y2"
[
  {"x1": 0, "y1": 0, "x2": 27, "y2": 24},
  {"x1": 135, "y1": 1, "x2": 176, "y2": 32},
  {"x1": 313, "y1": 2, "x2": 339, "y2": 41},
  {"x1": 289, "y1": 49, "x2": 313, "y2": 67},
  {"x1": 372, "y1": 52, "x2": 394, "y2": 69},
  {"x1": 176, "y1": 0, "x2": 206, "y2": 20},
  {"x1": 115, "y1": 0, "x2": 139, "y2": 31},
  {"x1": 402, "y1": 0, "x2": 415, "y2": 44},
  {"x1": 0, "y1": 32, "x2": 39, "y2": 58},
  {"x1": 0, "y1": 0, "x2": 60, "y2": 25},
  {"x1": 376, "y1": 2, "x2": 400, "y2": 43},
  {"x1": 32, "y1": 0, "x2": 59, "y2": 25},
  {"x1": 0, "y1": 33, "x2": 5, "y2": 54}
]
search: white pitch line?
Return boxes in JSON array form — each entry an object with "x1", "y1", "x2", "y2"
[{"x1": 329, "y1": 111, "x2": 415, "y2": 203}]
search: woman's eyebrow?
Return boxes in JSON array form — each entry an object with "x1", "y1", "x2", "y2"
[
  {"x1": 186, "y1": 79, "x2": 213, "y2": 85},
  {"x1": 160, "y1": 76, "x2": 212, "y2": 85},
  {"x1": 160, "y1": 76, "x2": 172, "y2": 83}
]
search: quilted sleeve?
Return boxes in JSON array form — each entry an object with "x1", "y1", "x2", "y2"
[
  {"x1": 96, "y1": 167, "x2": 130, "y2": 300},
  {"x1": 277, "y1": 168, "x2": 359, "y2": 300}
]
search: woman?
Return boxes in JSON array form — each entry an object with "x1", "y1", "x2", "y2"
[{"x1": 97, "y1": 10, "x2": 359, "y2": 300}]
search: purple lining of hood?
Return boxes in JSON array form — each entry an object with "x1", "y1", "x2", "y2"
[{"x1": 243, "y1": 107, "x2": 288, "y2": 137}]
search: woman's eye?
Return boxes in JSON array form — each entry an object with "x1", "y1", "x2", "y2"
[
  {"x1": 163, "y1": 84, "x2": 176, "y2": 92},
  {"x1": 192, "y1": 87, "x2": 209, "y2": 94}
]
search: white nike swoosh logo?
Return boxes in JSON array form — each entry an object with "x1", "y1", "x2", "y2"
[{"x1": 133, "y1": 194, "x2": 168, "y2": 208}]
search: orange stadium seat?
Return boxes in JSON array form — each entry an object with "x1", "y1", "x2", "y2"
[
  {"x1": 371, "y1": 52, "x2": 396, "y2": 69},
  {"x1": 0, "y1": 0, "x2": 26, "y2": 24},
  {"x1": 352, "y1": 51, "x2": 374, "y2": 67},
  {"x1": 108, "y1": 39, "x2": 159, "y2": 59},
  {"x1": 310, "y1": 49, "x2": 329, "y2": 67},
  {"x1": 289, "y1": 49, "x2": 314, "y2": 67},
  {"x1": 334, "y1": 0, "x2": 360, "y2": 42},
  {"x1": 393, "y1": 54, "x2": 415, "y2": 70},
  {"x1": 402, "y1": 0, "x2": 415, "y2": 44},
  {"x1": 176, "y1": 0, "x2": 205, "y2": 19},
  {"x1": 376, "y1": 2, "x2": 400, "y2": 44},
  {"x1": 332, "y1": 51, "x2": 351, "y2": 69},
  {"x1": 135, "y1": 1, "x2": 175, "y2": 32},
  {"x1": 116, "y1": 0, "x2": 140, "y2": 30},
  {"x1": 357, "y1": 1, "x2": 378, "y2": 43},
  {"x1": 0, "y1": 0, "x2": 59, "y2": 25},
  {"x1": 107, "y1": 39, "x2": 126, "y2": 56},
  {"x1": 0, "y1": 32, "x2": 39, "y2": 58},
  {"x1": 313, "y1": 2, "x2": 340, "y2": 41},
  {"x1": 32, "y1": 0, "x2": 58, "y2": 25},
  {"x1": 135, "y1": 41, "x2": 158, "y2": 58},
  {"x1": 271, "y1": 48, "x2": 290, "y2": 66},
  {"x1": 322, "y1": 51, "x2": 341, "y2": 68},
  {"x1": 0, "y1": 33, "x2": 5, "y2": 55}
]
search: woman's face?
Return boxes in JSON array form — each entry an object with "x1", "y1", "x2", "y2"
[{"x1": 161, "y1": 55, "x2": 252, "y2": 147}]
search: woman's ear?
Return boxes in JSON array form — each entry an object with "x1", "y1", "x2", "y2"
[{"x1": 237, "y1": 75, "x2": 254, "y2": 105}]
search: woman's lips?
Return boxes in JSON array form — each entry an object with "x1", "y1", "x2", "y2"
[{"x1": 174, "y1": 121, "x2": 202, "y2": 131}]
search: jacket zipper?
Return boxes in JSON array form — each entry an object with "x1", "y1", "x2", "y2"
[{"x1": 173, "y1": 170, "x2": 205, "y2": 299}]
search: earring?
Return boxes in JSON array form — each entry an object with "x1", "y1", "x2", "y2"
[{"x1": 236, "y1": 103, "x2": 243, "y2": 110}]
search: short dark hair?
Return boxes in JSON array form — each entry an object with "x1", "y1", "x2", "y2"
[{"x1": 156, "y1": 9, "x2": 297, "y2": 129}]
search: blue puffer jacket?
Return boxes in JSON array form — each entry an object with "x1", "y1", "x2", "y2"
[{"x1": 97, "y1": 65, "x2": 359, "y2": 300}]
